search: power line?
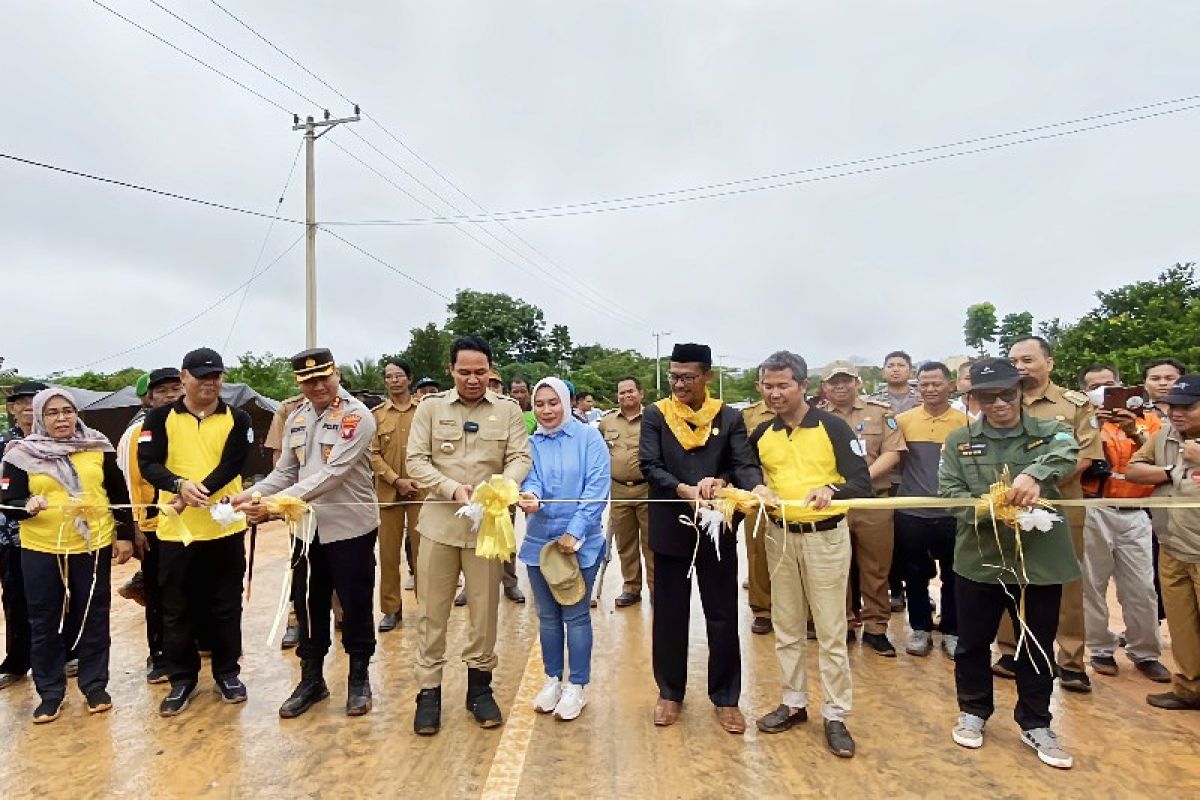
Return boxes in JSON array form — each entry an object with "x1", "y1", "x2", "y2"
[
  {"x1": 321, "y1": 228, "x2": 453, "y2": 301},
  {"x1": 90, "y1": 0, "x2": 295, "y2": 116},
  {"x1": 201, "y1": 0, "x2": 650, "y2": 326},
  {"x1": 64, "y1": 232, "x2": 305, "y2": 373},
  {"x1": 322, "y1": 95, "x2": 1200, "y2": 226},
  {"x1": 223, "y1": 139, "x2": 304, "y2": 351},
  {"x1": 0, "y1": 152, "x2": 303, "y2": 223}
]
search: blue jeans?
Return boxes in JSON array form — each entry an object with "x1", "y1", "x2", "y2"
[{"x1": 527, "y1": 562, "x2": 600, "y2": 685}]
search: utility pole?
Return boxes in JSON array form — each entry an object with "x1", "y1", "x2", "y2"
[
  {"x1": 717, "y1": 353, "x2": 730, "y2": 399},
  {"x1": 292, "y1": 108, "x2": 360, "y2": 347},
  {"x1": 652, "y1": 330, "x2": 672, "y2": 398}
]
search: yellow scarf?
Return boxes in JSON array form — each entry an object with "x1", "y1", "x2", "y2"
[{"x1": 656, "y1": 392, "x2": 724, "y2": 450}]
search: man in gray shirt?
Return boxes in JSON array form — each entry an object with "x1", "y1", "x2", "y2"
[{"x1": 235, "y1": 347, "x2": 380, "y2": 719}]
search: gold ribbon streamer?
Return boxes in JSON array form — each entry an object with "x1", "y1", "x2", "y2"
[{"x1": 471, "y1": 475, "x2": 521, "y2": 561}]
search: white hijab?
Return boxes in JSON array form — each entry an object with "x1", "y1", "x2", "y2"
[{"x1": 532, "y1": 377, "x2": 573, "y2": 436}]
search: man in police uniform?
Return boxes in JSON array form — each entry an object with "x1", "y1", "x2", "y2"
[
  {"x1": 993, "y1": 337, "x2": 1100, "y2": 692},
  {"x1": 234, "y1": 348, "x2": 380, "y2": 718},
  {"x1": 0, "y1": 382, "x2": 45, "y2": 690},
  {"x1": 370, "y1": 357, "x2": 422, "y2": 632},
  {"x1": 407, "y1": 336, "x2": 531, "y2": 735},
  {"x1": 741, "y1": 386, "x2": 776, "y2": 635},
  {"x1": 822, "y1": 360, "x2": 907, "y2": 657},
  {"x1": 598, "y1": 376, "x2": 652, "y2": 608}
]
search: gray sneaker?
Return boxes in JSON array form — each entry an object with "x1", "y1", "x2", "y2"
[
  {"x1": 951, "y1": 713, "x2": 986, "y2": 749},
  {"x1": 1020, "y1": 727, "x2": 1073, "y2": 769},
  {"x1": 942, "y1": 634, "x2": 958, "y2": 659},
  {"x1": 906, "y1": 631, "x2": 933, "y2": 657}
]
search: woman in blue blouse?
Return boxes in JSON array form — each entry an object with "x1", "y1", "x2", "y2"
[{"x1": 517, "y1": 377, "x2": 610, "y2": 721}]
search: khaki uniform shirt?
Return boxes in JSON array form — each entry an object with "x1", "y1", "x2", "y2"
[
  {"x1": 598, "y1": 408, "x2": 645, "y2": 486},
  {"x1": 1022, "y1": 383, "x2": 1101, "y2": 500},
  {"x1": 369, "y1": 396, "x2": 420, "y2": 503},
  {"x1": 249, "y1": 389, "x2": 380, "y2": 544},
  {"x1": 406, "y1": 389, "x2": 532, "y2": 548},
  {"x1": 826, "y1": 397, "x2": 907, "y2": 492},
  {"x1": 1131, "y1": 425, "x2": 1200, "y2": 563},
  {"x1": 741, "y1": 400, "x2": 775, "y2": 439},
  {"x1": 265, "y1": 395, "x2": 305, "y2": 453}
]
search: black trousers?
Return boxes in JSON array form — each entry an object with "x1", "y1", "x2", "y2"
[
  {"x1": 293, "y1": 531, "x2": 377, "y2": 661},
  {"x1": 955, "y1": 577, "x2": 1061, "y2": 730},
  {"x1": 0, "y1": 543, "x2": 31, "y2": 674},
  {"x1": 143, "y1": 530, "x2": 165, "y2": 667},
  {"x1": 22, "y1": 546, "x2": 111, "y2": 700},
  {"x1": 895, "y1": 513, "x2": 958, "y2": 634},
  {"x1": 158, "y1": 533, "x2": 245, "y2": 685},
  {"x1": 652, "y1": 535, "x2": 740, "y2": 706}
]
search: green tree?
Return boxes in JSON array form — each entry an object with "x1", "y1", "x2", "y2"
[
  {"x1": 225, "y1": 352, "x2": 296, "y2": 400},
  {"x1": 997, "y1": 311, "x2": 1034, "y2": 354},
  {"x1": 401, "y1": 323, "x2": 453, "y2": 385},
  {"x1": 1050, "y1": 263, "x2": 1200, "y2": 385},
  {"x1": 340, "y1": 357, "x2": 384, "y2": 392},
  {"x1": 963, "y1": 302, "x2": 998, "y2": 356},
  {"x1": 446, "y1": 290, "x2": 548, "y2": 363},
  {"x1": 57, "y1": 367, "x2": 145, "y2": 393}
]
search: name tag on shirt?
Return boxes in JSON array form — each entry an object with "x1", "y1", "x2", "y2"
[{"x1": 957, "y1": 441, "x2": 988, "y2": 457}]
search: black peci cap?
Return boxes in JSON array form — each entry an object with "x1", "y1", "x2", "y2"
[
  {"x1": 670, "y1": 342, "x2": 712, "y2": 365},
  {"x1": 147, "y1": 367, "x2": 181, "y2": 390},
  {"x1": 181, "y1": 347, "x2": 225, "y2": 377},
  {"x1": 7, "y1": 381, "x2": 48, "y2": 401},
  {"x1": 1161, "y1": 374, "x2": 1200, "y2": 406},
  {"x1": 291, "y1": 348, "x2": 336, "y2": 382},
  {"x1": 968, "y1": 358, "x2": 1021, "y2": 392}
]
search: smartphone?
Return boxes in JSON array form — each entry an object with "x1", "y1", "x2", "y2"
[{"x1": 1102, "y1": 385, "x2": 1147, "y2": 416}]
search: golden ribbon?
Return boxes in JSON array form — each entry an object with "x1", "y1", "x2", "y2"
[
  {"x1": 655, "y1": 391, "x2": 723, "y2": 450},
  {"x1": 470, "y1": 475, "x2": 521, "y2": 561}
]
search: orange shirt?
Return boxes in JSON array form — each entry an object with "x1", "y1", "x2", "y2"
[{"x1": 1083, "y1": 413, "x2": 1162, "y2": 499}]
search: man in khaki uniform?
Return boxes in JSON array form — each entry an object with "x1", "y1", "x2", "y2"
[
  {"x1": 741, "y1": 390, "x2": 776, "y2": 635},
  {"x1": 822, "y1": 360, "x2": 907, "y2": 657},
  {"x1": 370, "y1": 358, "x2": 422, "y2": 633},
  {"x1": 598, "y1": 377, "x2": 652, "y2": 608},
  {"x1": 994, "y1": 337, "x2": 1099, "y2": 692},
  {"x1": 408, "y1": 336, "x2": 532, "y2": 735}
]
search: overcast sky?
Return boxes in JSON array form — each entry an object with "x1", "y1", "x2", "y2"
[{"x1": 4, "y1": 2, "x2": 1200, "y2": 377}]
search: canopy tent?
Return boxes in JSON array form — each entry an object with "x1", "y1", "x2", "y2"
[{"x1": 71, "y1": 383, "x2": 281, "y2": 480}]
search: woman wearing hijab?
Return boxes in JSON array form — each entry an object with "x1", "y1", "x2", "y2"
[
  {"x1": 1, "y1": 388, "x2": 135, "y2": 723},
  {"x1": 516, "y1": 378, "x2": 610, "y2": 721}
]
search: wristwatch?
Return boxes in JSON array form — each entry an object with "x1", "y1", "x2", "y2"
[
  {"x1": 1163, "y1": 465, "x2": 1176, "y2": 483},
  {"x1": 173, "y1": 477, "x2": 185, "y2": 494}
]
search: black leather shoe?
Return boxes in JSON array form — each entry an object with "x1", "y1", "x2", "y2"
[
  {"x1": 614, "y1": 592, "x2": 641, "y2": 608},
  {"x1": 414, "y1": 687, "x2": 442, "y2": 735},
  {"x1": 281, "y1": 624, "x2": 300, "y2": 650},
  {"x1": 279, "y1": 660, "x2": 329, "y2": 719},
  {"x1": 862, "y1": 632, "x2": 897, "y2": 657},
  {"x1": 1090, "y1": 655, "x2": 1119, "y2": 676},
  {"x1": 466, "y1": 668, "x2": 504, "y2": 728},
  {"x1": 1135, "y1": 660, "x2": 1172, "y2": 684},
  {"x1": 1057, "y1": 668, "x2": 1092, "y2": 693},
  {"x1": 824, "y1": 720, "x2": 856, "y2": 758},
  {"x1": 378, "y1": 613, "x2": 400, "y2": 633},
  {"x1": 751, "y1": 616, "x2": 773, "y2": 636},
  {"x1": 1147, "y1": 691, "x2": 1200, "y2": 710},
  {"x1": 454, "y1": 590, "x2": 468, "y2": 607},
  {"x1": 346, "y1": 656, "x2": 372, "y2": 717},
  {"x1": 504, "y1": 585, "x2": 526, "y2": 604},
  {"x1": 992, "y1": 654, "x2": 1017, "y2": 679},
  {"x1": 756, "y1": 704, "x2": 807, "y2": 733}
]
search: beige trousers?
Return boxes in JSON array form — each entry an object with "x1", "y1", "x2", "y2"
[{"x1": 415, "y1": 538, "x2": 502, "y2": 688}]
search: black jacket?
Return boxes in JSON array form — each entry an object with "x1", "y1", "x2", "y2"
[{"x1": 639, "y1": 403, "x2": 758, "y2": 557}]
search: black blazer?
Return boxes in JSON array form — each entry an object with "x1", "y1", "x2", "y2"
[{"x1": 639, "y1": 403, "x2": 758, "y2": 557}]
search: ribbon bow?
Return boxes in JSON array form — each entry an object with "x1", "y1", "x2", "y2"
[{"x1": 456, "y1": 475, "x2": 520, "y2": 561}]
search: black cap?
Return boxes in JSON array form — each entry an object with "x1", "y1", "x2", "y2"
[
  {"x1": 415, "y1": 377, "x2": 440, "y2": 390},
  {"x1": 291, "y1": 347, "x2": 336, "y2": 382},
  {"x1": 148, "y1": 367, "x2": 181, "y2": 390},
  {"x1": 1161, "y1": 374, "x2": 1200, "y2": 406},
  {"x1": 7, "y1": 381, "x2": 47, "y2": 401},
  {"x1": 670, "y1": 342, "x2": 712, "y2": 365},
  {"x1": 968, "y1": 358, "x2": 1021, "y2": 392},
  {"x1": 181, "y1": 347, "x2": 225, "y2": 378}
]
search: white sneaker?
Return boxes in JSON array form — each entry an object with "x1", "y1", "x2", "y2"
[
  {"x1": 906, "y1": 631, "x2": 932, "y2": 657},
  {"x1": 534, "y1": 677, "x2": 561, "y2": 714},
  {"x1": 942, "y1": 634, "x2": 959, "y2": 659},
  {"x1": 554, "y1": 683, "x2": 586, "y2": 721},
  {"x1": 952, "y1": 713, "x2": 986, "y2": 749},
  {"x1": 1021, "y1": 727, "x2": 1073, "y2": 769}
]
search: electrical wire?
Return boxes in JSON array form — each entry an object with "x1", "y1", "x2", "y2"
[
  {"x1": 223, "y1": 139, "x2": 304, "y2": 351},
  {"x1": 0, "y1": 152, "x2": 303, "y2": 223},
  {"x1": 321, "y1": 228, "x2": 453, "y2": 301}
]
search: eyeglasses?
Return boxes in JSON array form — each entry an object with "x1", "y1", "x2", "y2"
[
  {"x1": 975, "y1": 388, "x2": 1020, "y2": 406},
  {"x1": 667, "y1": 373, "x2": 701, "y2": 386},
  {"x1": 43, "y1": 408, "x2": 77, "y2": 419}
]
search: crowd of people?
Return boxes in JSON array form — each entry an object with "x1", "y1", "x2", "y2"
[{"x1": 1, "y1": 334, "x2": 1198, "y2": 773}]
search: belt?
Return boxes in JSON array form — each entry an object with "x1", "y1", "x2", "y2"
[
  {"x1": 613, "y1": 479, "x2": 647, "y2": 487},
  {"x1": 772, "y1": 514, "x2": 845, "y2": 534}
]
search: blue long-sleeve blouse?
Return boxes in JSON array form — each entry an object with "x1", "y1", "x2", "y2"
[{"x1": 520, "y1": 419, "x2": 611, "y2": 569}]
